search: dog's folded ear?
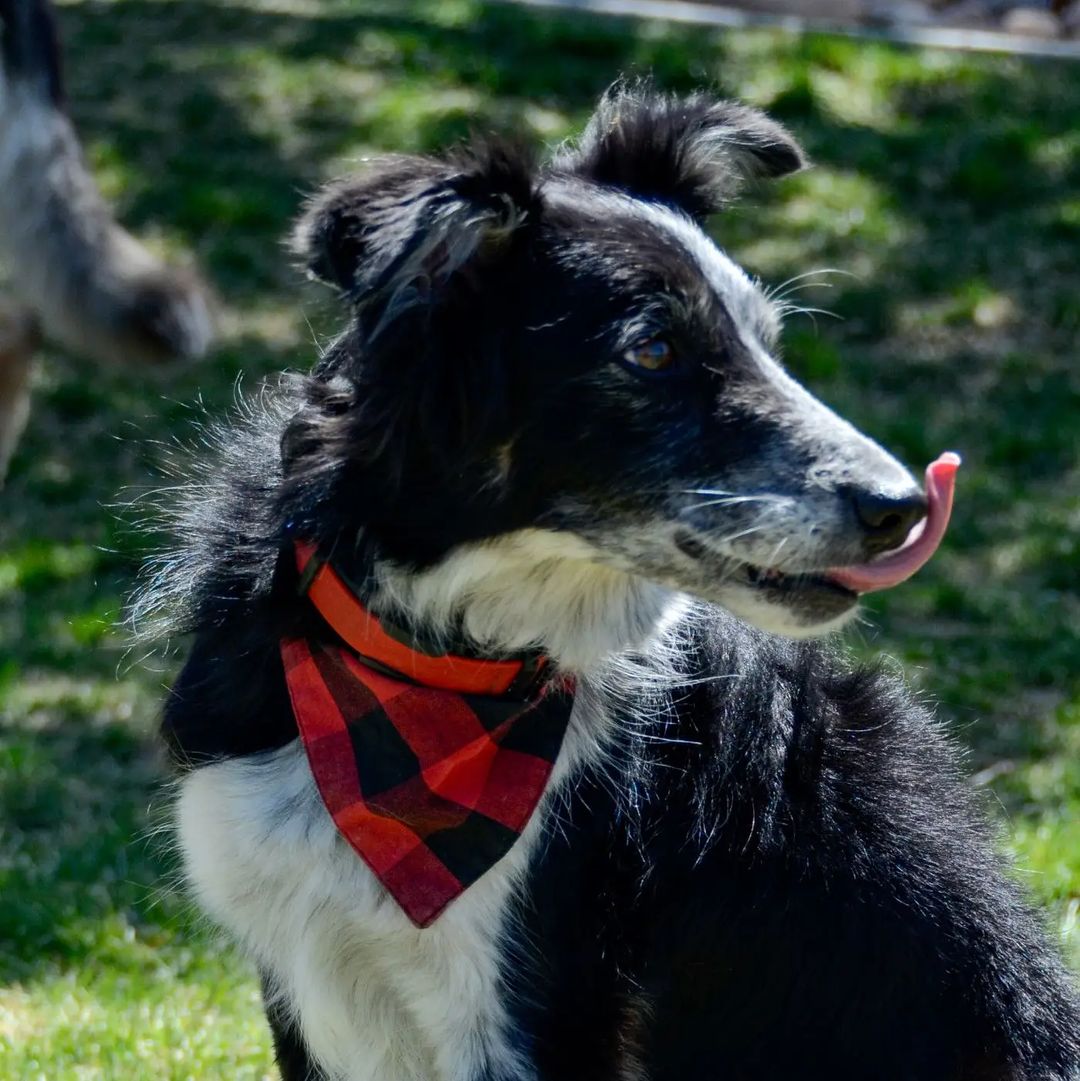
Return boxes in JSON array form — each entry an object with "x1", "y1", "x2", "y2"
[
  {"x1": 555, "y1": 83, "x2": 806, "y2": 220},
  {"x1": 292, "y1": 139, "x2": 539, "y2": 323}
]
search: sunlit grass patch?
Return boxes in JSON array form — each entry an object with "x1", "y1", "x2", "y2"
[{"x1": 0, "y1": 958, "x2": 276, "y2": 1080}]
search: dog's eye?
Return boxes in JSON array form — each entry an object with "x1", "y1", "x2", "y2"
[{"x1": 622, "y1": 338, "x2": 676, "y2": 374}]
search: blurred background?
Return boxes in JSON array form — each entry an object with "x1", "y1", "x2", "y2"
[
  {"x1": 528, "y1": 0, "x2": 1080, "y2": 41},
  {"x1": 0, "y1": 0, "x2": 1077, "y2": 1076}
]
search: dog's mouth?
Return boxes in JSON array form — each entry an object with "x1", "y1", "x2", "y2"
[
  {"x1": 673, "y1": 540, "x2": 858, "y2": 603},
  {"x1": 676, "y1": 454, "x2": 960, "y2": 631},
  {"x1": 744, "y1": 562, "x2": 857, "y2": 598}
]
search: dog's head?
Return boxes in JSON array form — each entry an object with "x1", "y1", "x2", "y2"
[{"x1": 288, "y1": 85, "x2": 932, "y2": 638}]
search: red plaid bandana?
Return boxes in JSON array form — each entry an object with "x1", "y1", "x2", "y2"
[{"x1": 281, "y1": 544, "x2": 574, "y2": 927}]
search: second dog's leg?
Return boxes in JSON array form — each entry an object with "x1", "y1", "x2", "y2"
[{"x1": 0, "y1": 298, "x2": 39, "y2": 484}]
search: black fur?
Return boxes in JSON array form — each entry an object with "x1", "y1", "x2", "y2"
[
  {"x1": 262, "y1": 970, "x2": 323, "y2": 1081},
  {"x1": 507, "y1": 622, "x2": 1079, "y2": 1080},
  {"x1": 554, "y1": 82, "x2": 806, "y2": 220},
  {"x1": 150, "y1": 87, "x2": 1080, "y2": 1080}
]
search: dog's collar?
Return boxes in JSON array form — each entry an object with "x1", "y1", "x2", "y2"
[{"x1": 293, "y1": 539, "x2": 550, "y2": 699}]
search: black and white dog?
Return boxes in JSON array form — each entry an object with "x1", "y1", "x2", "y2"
[{"x1": 146, "y1": 87, "x2": 1080, "y2": 1080}]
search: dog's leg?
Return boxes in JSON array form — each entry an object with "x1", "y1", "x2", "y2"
[
  {"x1": 261, "y1": 969, "x2": 325, "y2": 1081},
  {"x1": 0, "y1": 297, "x2": 39, "y2": 483}
]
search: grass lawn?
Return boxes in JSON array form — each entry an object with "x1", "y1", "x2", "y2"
[{"x1": 1, "y1": 0, "x2": 1077, "y2": 1075}]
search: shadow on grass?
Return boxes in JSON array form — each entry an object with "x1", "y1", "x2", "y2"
[{"x1": 0, "y1": 718, "x2": 183, "y2": 983}]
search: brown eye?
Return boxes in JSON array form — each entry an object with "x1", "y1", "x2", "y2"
[{"x1": 622, "y1": 338, "x2": 676, "y2": 373}]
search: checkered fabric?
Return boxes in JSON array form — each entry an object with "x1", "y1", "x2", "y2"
[{"x1": 281, "y1": 635, "x2": 574, "y2": 927}]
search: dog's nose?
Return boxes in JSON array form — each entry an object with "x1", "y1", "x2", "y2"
[{"x1": 850, "y1": 488, "x2": 928, "y2": 555}]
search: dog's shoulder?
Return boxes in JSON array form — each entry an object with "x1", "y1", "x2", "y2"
[
  {"x1": 512, "y1": 611, "x2": 1080, "y2": 1080},
  {"x1": 576, "y1": 602, "x2": 1004, "y2": 916},
  {"x1": 631, "y1": 603, "x2": 953, "y2": 812}
]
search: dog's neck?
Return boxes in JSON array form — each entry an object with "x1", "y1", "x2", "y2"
[{"x1": 362, "y1": 528, "x2": 677, "y2": 673}]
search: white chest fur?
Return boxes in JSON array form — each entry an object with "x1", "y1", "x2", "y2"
[
  {"x1": 176, "y1": 696, "x2": 604, "y2": 1081},
  {"x1": 175, "y1": 538, "x2": 685, "y2": 1080}
]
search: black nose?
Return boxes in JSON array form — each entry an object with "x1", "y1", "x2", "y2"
[{"x1": 850, "y1": 488, "x2": 928, "y2": 554}]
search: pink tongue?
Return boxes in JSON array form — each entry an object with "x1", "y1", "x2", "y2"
[{"x1": 827, "y1": 452, "x2": 961, "y2": 594}]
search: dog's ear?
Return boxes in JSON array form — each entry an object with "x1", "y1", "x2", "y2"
[
  {"x1": 555, "y1": 84, "x2": 806, "y2": 220},
  {"x1": 287, "y1": 141, "x2": 541, "y2": 476},
  {"x1": 292, "y1": 139, "x2": 539, "y2": 324}
]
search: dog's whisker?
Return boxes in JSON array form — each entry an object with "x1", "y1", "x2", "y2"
[
  {"x1": 708, "y1": 523, "x2": 772, "y2": 547},
  {"x1": 768, "y1": 281, "x2": 836, "y2": 305},
  {"x1": 680, "y1": 489, "x2": 790, "y2": 505},
  {"x1": 679, "y1": 488, "x2": 787, "y2": 501},
  {"x1": 764, "y1": 536, "x2": 790, "y2": 569},
  {"x1": 776, "y1": 305, "x2": 842, "y2": 321},
  {"x1": 679, "y1": 495, "x2": 785, "y2": 513},
  {"x1": 763, "y1": 267, "x2": 854, "y2": 302}
]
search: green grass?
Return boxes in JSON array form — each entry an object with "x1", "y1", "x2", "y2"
[{"x1": 1, "y1": 1, "x2": 1078, "y2": 1074}]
